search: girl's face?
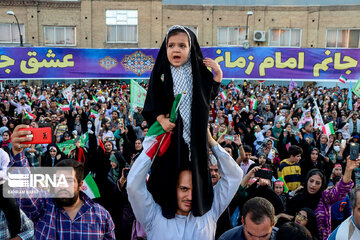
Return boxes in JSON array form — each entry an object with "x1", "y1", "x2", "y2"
[
  {"x1": 320, "y1": 134, "x2": 328, "y2": 144},
  {"x1": 307, "y1": 174, "x2": 322, "y2": 195},
  {"x1": 295, "y1": 210, "x2": 308, "y2": 226},
  {"x1": 275, "y1": 121, "x2": 281, "y2": 128},
  {"x1": 265, "y1": 129, "x2": 272, "y2": 137},
  {"x1": 310, "y1": 150, "x2": 318, "y2": 162},
  {"x1": 258, "y1": 155, "x2": 266, "y2": 165},
  {"x1": 167, "y1": 32, "x2": 190, "y2": 67},
  {"x1": 2, "y1": 133, "x2": 9, "y2": 141},
  {"x1": 334, "y1": 166, "x2": 342, "y2": 176},
  {"x1": 64, "y1": 135, "x2": 71, "y2": 141},
  {"x1": 274, "y1": 183, "x2": 284, "y2": 195},
  {"x1": 2, "y1": 118, "x2": 7, "y2": 125},
  {"x1": 286, "y1": 124, "x2": 292, "y2": 133}
]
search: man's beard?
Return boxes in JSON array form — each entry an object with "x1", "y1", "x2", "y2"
[{"x1": 54, "y1": 189, "x2": 79, "y2": 207}]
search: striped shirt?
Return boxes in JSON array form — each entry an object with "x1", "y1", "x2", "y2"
[{"x1": 277, "y1": 159, "x2": 301, "y2": 191}]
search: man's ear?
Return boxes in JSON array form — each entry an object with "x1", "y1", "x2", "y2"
[
  {"x1": 79, "y1": 180, "x2": 83, "y2": 189},
  {"x1": 241, "y1": 216, "x2": 244, "y2": 226}
]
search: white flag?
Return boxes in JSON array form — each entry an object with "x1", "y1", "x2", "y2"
[
  {"x1": 62, "y1": 86, "x2": 73, "y2": 103},
  {"x1": 313, "y1": 99, "x2": 324, "y2": 129}
]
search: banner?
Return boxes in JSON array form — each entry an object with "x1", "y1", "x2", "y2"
[
  {"x1": 130, "y1": 79, "x2": 147, "y2": 108},
  {"x1": 1, "y1": 47, "x2": 360, "y2": 80},
  {"x1": 57, "y1": 133, "x2": 88, "y2": 155},
  {"x1": 353, "y1": 78, "x2": 360, "y2": 98}
]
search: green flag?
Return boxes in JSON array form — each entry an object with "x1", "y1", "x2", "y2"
[
  {"x1": 57, "y1": 133, "x2": 88, "y2": 155},
  {"x1": 130, "y1": 79, "x2": 147, "y2": 108},
  {"x1": 352, "y1": 78, "x2": 360, "y2": 98},
  {"x1": 81, "y1": 174, "x2": 100, "y2": 199},
  {"x1": 278, "y1": 176, "x2": 289, "y2": 193}
]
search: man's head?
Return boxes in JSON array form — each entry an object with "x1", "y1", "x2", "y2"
[
  {"x1": 350, "y1": 185, "x2": 360, "y2": 229},
  {"x1": 20, "y1": 97, "x2": 26, "y2": 105},
  {"x1": 353, "y1": 111, "x2": 359, "y2": 121},
  {"x1": 243, "y1": 145, "x2": 252, "y2": 162},
  {"x1": 54, "y1": 159, "x2": 84, "y2": 207},
  {"x1": 242, "y1": 197, "x2": 275, "y2": 240},
  {"x1": 176, "y1": 169, "x2": 192, "y2": 216},
  {"x1": 288, "y1": 145, "x2": 303, "y2": 163},
  {"x1": 209, "y1": 154, "x2": 220, "y2": 186},
  {"x1": 292, "y1": 116, "x2": 299, "y2": 126},
  {"x1": 276, "y1": 222, "x2": 312, "y2": 240}
]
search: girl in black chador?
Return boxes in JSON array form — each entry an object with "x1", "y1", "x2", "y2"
[{"x1": 143, "y1": 25, "x2": 222, "y2": 218}]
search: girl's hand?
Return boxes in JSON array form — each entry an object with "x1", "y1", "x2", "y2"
[
  {"x1": 159, "y1": 117, "x2": 175, "y2": 132},
  {"x1": 203, "y1": 58, "x2": 223, "y2": 83}
]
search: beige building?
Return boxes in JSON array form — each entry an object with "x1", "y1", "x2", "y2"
[{"x1": 1, "y1": 0, "x2": 360, "y2": 49}]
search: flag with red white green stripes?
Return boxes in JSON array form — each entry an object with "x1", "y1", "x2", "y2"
[
  {"x1": 220, "y1": 91, "x2": 227, "y2": 101},
  {"x1": 339, "y1": 75, "x2": 348, "y2": 84},
  {"x1": 250, "y1": 97, "x2": 258, "y2": 110},
  {"x1": 143, "y1": 94, "x2": 182, "y2": 160},
  {"x1": 24, "y1": 111, "x2": 36, "y2": 120},
  {"x1": 322, "y1": 122, "x2": 335, "y2": 136}
]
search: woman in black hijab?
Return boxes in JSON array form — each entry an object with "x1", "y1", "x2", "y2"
[{"x1": 143, "y1": 25, "x2": 222, "y2": 218}]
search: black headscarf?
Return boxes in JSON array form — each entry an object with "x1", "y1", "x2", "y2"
[{"x1": 143, "y1": 25, "x2": 220, "y2": 218}]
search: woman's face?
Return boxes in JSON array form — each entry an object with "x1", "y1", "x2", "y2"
[
  {"x1": 320, "y1": 134, "x2": 328, "y2": 144},
  {"x1": 276, "y1": 121, "x2": 281, "y2": 128},
  {"x1": 2, "y1": 118, "x2": 7, "y2": 125},
  {"x1": 135, "y1": 140, "x2": 142, "y2": 151},
  {"x1": 334, "y1": 166, "x2": 342, "y2": 176},
  {"x1": 2, "y1": 133, "x2": 9, "y2": 141},
  {"x1": 64, "y1": 134, "x2": 71, "y2": 141},
  {"x1": 49, "y1": 149, "x2": 57, "y2": 158},
  {"x1": 295, "y1": 210, "x2": 308, "y2": 226},
  {"x1": 310, "y1": 150, "x2": 319, "y2": 162},
  {"x1": 110, "y1": 161, "x2": 117, "y2": 169},
  {"x1": 9, "y1": 122, "x2": 14, "y2": 128},
  {"x1": 307, "y1": 174, "x2": 322, "y2": 195}
]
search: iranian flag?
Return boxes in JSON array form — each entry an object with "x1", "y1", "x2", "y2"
[
  {"x1": 24, "y1": 111, "x2": 36, "y2": 120},
  {"x1": 339, "y1": 75, "x2": 348, "y2": 84},
  {"x1": 90, "y1": 109, "x2": 99, "y2": 118},
  {"x1": 92, "y1": 95, "x2": 99, "y2": 103},
  {"x1": 235, "y1": 86, "x2": 241, "y2": 93},
  {"x1": 322, "y1": 122, "x2": 335, "y2": 136},
  {"x1": 220, "y1": 91, "x2": 227, "y2": 101},
  {"x1": 250, "y1": 97, "x2": 258, "y2": 110},
  {"x1": 81, "y1": 174, "x2": 100, "y2": 199},
  {"x1": 143, "y1": 94, "x2": 182, "y2": 160},
  {"x1": 56, "y1": 103, "x2": 70, "y2": 111}
]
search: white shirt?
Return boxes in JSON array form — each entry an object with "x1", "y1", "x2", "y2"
[
  {"x1": 329, "y1": 216, "x2": 360, "y2": 240},
  {"x1": 127, "y1": 144, "x2": 243, "y2": 240}
]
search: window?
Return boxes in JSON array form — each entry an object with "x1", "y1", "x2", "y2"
[
  {"x1": 0, "y1": 23, "x2": 25, "y2": 43},
  {"x1": 269, "y1": 28, "x2": 301, "y2": 47},
  {"x1": 326, "y1": 29, "x2": 360, "y2": 48},
  {"x1": 44, "y1": 26, "x2": 76, "y2": 46},
  {"x1": 106, "y1": 10, "x2": 138, "y2": 43},
  {"x1": 217, "y1": 27, "x2": 247, "y2": 46}
]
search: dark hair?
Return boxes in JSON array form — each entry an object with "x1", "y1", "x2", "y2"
[
  {"x1": 276, "y1": 222, "x2": 312, "y2": 240},
  {"x1": 167, "y1": 28, "x2": 190, "y2": 44},
  {"x1": 242, "y1": 197, "x2": 275, "y2": 226},
  {"x1": 350, "y1": 185, "x2": 360, "y2": 210},
  {"x1": 2, "y1": 130, "x2": 10, "y2": 136},
  {"x1": 303, "y1": 121, "x2": 312, "y2": 128},
  {"x1": 55, "y1": 159, "x2": 84, "y2": 184},
  {"x1": 243, "y1": 145, "x2": 252, "y2": 153},
  {"x1": 289, "y1": 145, "x2": 303, "y2": 157},
  {"x1": 59, "y1": 117, "x2": 66, "y2": 123}
]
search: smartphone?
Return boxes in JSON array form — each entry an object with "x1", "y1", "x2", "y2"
[
  {"x1": 254, "y1": 116, "x2": 261, "y2": 122},
  {"x1": 224, "y1": 135, "x2": 235, "y2": 141},
  {"x1": 255, "y1": 169, "x2": 273, "y2": 180},
  {"x1": 350, "y1": 143, "x2": 359, "y2": 161},
  {"x1": 123, "y1": 168, "x2": 130, "y2": 178},
  {"x1": 20, "y1": 127, "x2": 52, "y2": 144},
  {"x1": 341, "y1": 139, "x2": 347, "y2": 149}
]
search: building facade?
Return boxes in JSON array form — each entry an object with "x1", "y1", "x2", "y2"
[{"x1": 0, "y1": 0, "x2": 360, "y2": 49}]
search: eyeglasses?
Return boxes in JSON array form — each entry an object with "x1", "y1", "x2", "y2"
[{"x1": 296, "y1": 213, "x2": 308, "y2": 221}]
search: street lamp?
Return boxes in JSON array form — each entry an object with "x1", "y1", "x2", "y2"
[
  {"x1": 243, "y1": 11, "x2": 253, "y2": 49},
  {"x1": 7, "y1": 10, "x2": 23, "y2": 47}
]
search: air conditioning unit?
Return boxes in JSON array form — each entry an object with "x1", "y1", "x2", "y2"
[{"x1": 254, "y1": 31, "x2": 266, "y2": 42}]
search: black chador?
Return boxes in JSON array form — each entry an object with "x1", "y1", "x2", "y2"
[{"x1": 143, "y1": 25, "x2": 220, "y2": 218}]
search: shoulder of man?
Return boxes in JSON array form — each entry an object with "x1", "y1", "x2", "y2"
[{"x1": 218, "y1": 226, "x2": 244, "y2": 240}]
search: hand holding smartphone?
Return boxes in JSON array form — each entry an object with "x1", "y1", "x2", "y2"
[
  {"x1": 350, "y1": 143, "x2": 359, "y2": 161},
  {"x1": 19, "y1": 127, "x2": 52, "y2": 144}
]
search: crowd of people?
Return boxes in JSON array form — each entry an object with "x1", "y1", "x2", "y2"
[
  {"x1": 0, "y1": 78, "x2": 359, "y2": 239},
  {"x1": 2, "y1": 25, "x2": 360, "y2": 240}
]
